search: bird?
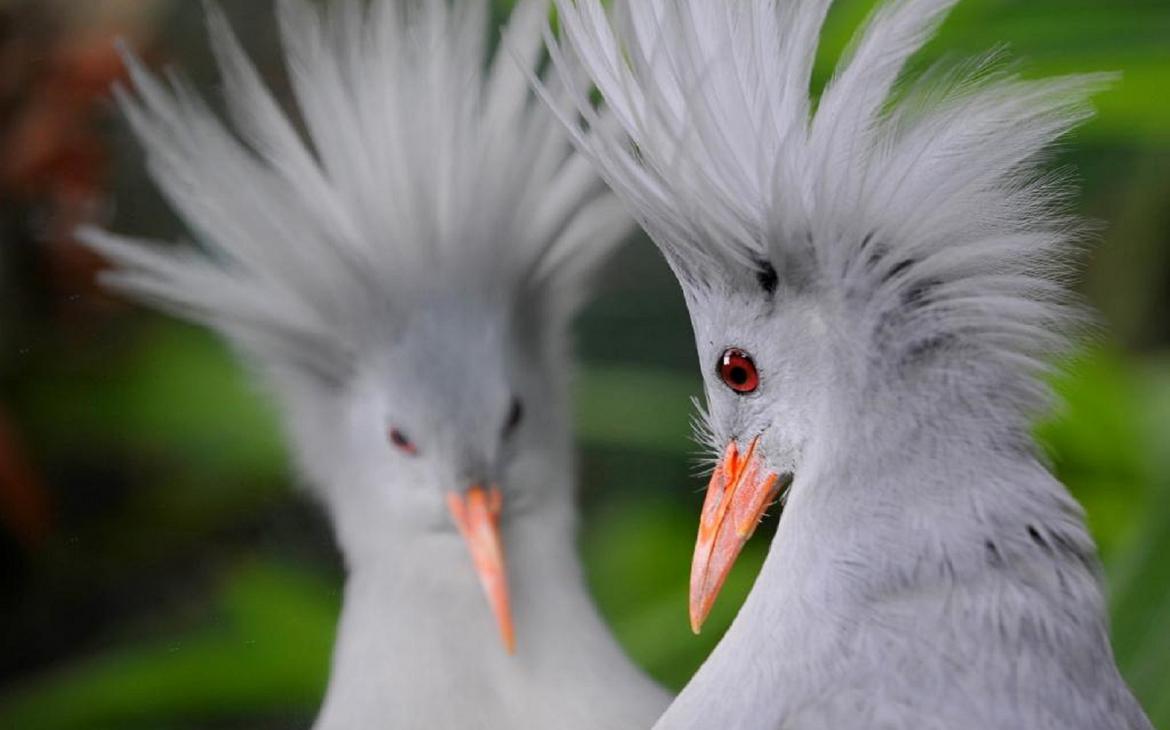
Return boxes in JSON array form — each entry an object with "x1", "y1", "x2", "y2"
[
  {"x1": 544, "y1": 0, "x2": 1153, "y2": 727},
  {"x1": 78, "y1": 0, "x2": 669, "y2": 728}
]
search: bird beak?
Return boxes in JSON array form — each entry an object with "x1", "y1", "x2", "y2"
[
  {"x1": 689, "y1": 437, "x2": 781, "y2": 634},
  {"x1": 446, "y1": 485, "x2": 515, "y2": 654}
]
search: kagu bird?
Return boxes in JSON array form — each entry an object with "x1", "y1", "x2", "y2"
[
  {"x1": 80, "y1": 0, "x2": 667, "y2": 728},
  {"x1": 547, "y1": 0, "x2": 1153, "y2": 727}
]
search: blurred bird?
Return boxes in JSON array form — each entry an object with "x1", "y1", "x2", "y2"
[
  {"x1": 79, "y1": 1, "x2": 668, "y2": 728},
  {"x1": 546, "y1": 0, "x2": 1152, "y2": 727}
]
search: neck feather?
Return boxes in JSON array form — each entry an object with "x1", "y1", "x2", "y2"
[
  {"x1": 316, "y1": 496, "x2": 667, "y2": 729},
  {"x1": 657, "y1": 345, "x2": 1119, "y2": 729}
]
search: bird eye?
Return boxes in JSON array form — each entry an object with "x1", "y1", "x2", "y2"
[
  {"x1": 388, "y1": 427, "x2": 418, "y2": 456},
  {"x1": 504, "y1": 398, "x2": 524, "y2": 435},
  {"x1": 717, "y1": 348, "x2": 759, "y2": 394}
]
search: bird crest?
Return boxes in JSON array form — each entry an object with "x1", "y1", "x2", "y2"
[
  {"x1": 547, "y1": 0, "x2": 1112, "y2": 422},
  {"x1": 82, "y1": 0, "x2": 629, "y2": 383}
]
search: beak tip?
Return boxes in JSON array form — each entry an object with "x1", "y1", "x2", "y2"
[
  {"x1": 449, "y1": 486, "x2": 516, "y2": 657},
  {"x1": 688, "y1": 603, "x2": 707, "y2": 635},
  {"x1": 686, "y1": 436, "x2": 781, "y2": 638}
]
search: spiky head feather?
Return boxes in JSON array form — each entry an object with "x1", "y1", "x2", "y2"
[
  {"x1": 82, "y1": 0, "x2": 630, "y2": 384},
  {"x1": 546, "y1": 0, "x2": 1111, "y2": 429}
]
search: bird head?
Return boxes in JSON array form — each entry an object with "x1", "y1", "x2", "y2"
[
  {"x1": 548, "y1": 0, "x2": 1108, "y2": 633},
  {"x1": 299, "y1": 293, "x2": 555, "y2": 654},
  {"x1": 82, "y1": 0, "x2": 630, "y2": 654},
  {"x1": 679, "y1": 273, "x2": 832, "y2": 632},
  {"x1": 326, "y1": 297, "x2": 537, "y2": 514}
]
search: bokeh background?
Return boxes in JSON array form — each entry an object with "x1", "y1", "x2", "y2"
[{"x1": 1, "y1": 0, "x2": 1168, "y2": 728}]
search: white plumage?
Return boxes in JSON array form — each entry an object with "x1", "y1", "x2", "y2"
[
  {"x1": 545, "y1": 0, "x2": 1152, "y2": 727},
  {"x1": 80, "y1": 1, "x2": 667, "y2": 728}
]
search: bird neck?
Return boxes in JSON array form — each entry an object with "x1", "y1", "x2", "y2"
[
  {"x1": 657, "y1": 355, "x2": 1114, "y2": 729},
  {"x1": 315, "y1": 473, "x2": 668, "y2": 730}
]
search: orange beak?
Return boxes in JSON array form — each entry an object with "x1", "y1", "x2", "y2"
[
  {"x1": 689, "y1": 437, "x2": 782, "y2": 634},
  {"x1": 446, "y1": 485, "x2": 515, "y2": 654}
]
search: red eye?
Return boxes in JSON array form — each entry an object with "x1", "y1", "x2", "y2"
[
  {"x1": 388, "y1": 427, "x2": 418, "y2": 456},
  {"x1": 718, "y1": 349, "x2": 759, "y2": 394}
]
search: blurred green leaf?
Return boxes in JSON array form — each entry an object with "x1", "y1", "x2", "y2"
[
  {"x1": 25, "y1": 321, "x2": 291, "y2": 547},
  {"x1": 0, "y1": 561, "x2": 336, "y2": 730},
  {"x1": 575, "y1": 366, "x2": 700, "y2": 455},
  {"x1": 25, "y1": 321, "x2": 285, "y2": 481},
  {"x1": 1038, "y1": 349, "x2": 1149, "y2": 559},
  {"x1": 582, "y1": 494, "x2": 768, "y2": 690},
  {"x1": 1100, "y1": 355, "x2": 1170, "y2": 722}
]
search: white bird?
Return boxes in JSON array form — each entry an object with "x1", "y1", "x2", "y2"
[
  {"x1": 545, "y1": 0, "x2": 1153, "y2": 727},
  {"x1": 78, "y1": 1, "x2": 668, "y2": 728}
]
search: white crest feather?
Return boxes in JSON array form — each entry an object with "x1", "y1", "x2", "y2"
[
  {"x1": 546, "y1": 0, "x2": 1113, "y2": 423},
  {"x1": 81, "y1": 0, "x2": 631, "y2": 379}
]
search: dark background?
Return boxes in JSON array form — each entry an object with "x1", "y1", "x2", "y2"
[{"x1": 1, "y1": 0, "x2": 1168, "y2": 727}]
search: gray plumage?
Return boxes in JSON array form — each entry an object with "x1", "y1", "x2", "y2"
[
  {"x1": 544, "y1": 0, "x2": 1152, "y2": 727},
  {"x1": 79, "y1": 1, "x2": 668, "y2": 728}
]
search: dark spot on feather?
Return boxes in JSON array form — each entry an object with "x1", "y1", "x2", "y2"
[
  {"x1": 774, "y1": 234, "x2": 818, "y2": 294},
  {"x1": 503, "y1": 397, "x2": 524, "y2": 435},
  {"x1": 628, "y1": 140, "x2": 645, "y2": 166},
  {"x1": 901, "y1": 333, "x2": 956, "y2": 367},
  {"x1": 1027, "y1": 525, "x2": 1051, "y2": 552},
  {"x1": 985, "y1": 540, "x2": 1003, "y2": 567},
  {"x1": 755, "y1": 259, "x2": 778, "y2": 296},
  {"x1": 1050, "y1": 531, "x2": 1075, "y2": 554},
  {"x1": 865, "y1": 245, "x2": 888, "y2": 272},
  {"x1": 1050, "y1": 530, "x2": 1097, "y2": 573},
  {"x1": 884, "y1": 258, "x2": 915, "y2": 284},
  {"x1": 903, "y1": 278, "x2": 941, "y2": 309}
]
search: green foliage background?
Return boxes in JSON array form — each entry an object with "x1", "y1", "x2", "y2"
[{"x1": 1, "y1": 0, "x2": 1168, "y2": 728}]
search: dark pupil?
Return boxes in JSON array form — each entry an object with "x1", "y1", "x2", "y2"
[{"x1": 728, "y1": 366, "x2": 749, "y2": 386}]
